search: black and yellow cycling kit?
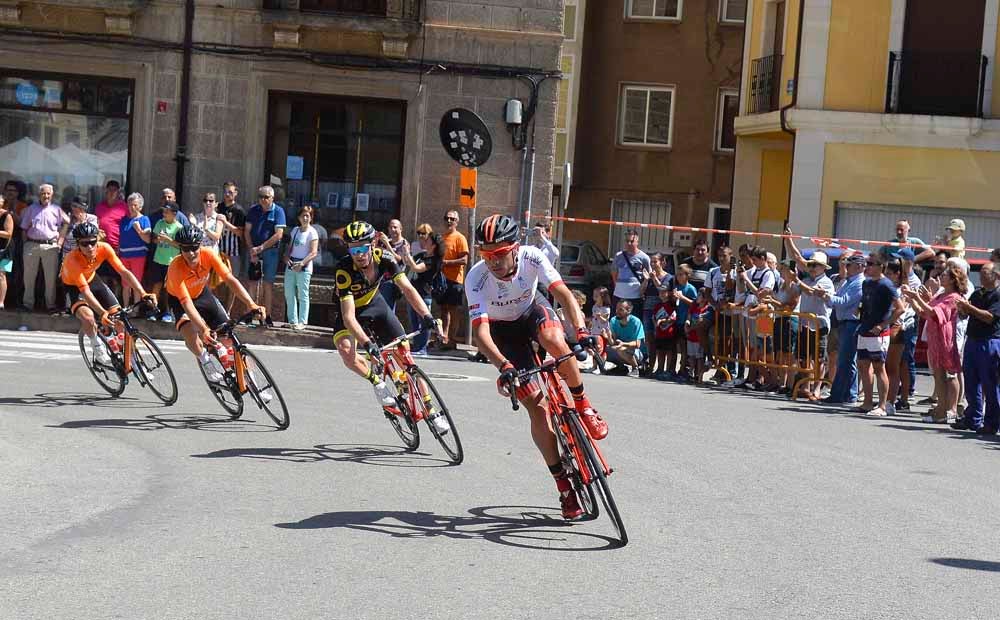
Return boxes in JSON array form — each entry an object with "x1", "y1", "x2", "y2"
[{"x1": 333, "y1": 249, "x2": 408, "y2": 343}]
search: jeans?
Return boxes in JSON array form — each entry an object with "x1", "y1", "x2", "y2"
[
  {"x1": 283, "y1": 268, "x2": 312, "y2": 325},
  {"x1": 408, "y1": 294, "x2": 433, "y2": 352},
  {"x1": 902, "y1": 322, "x2": 918, "y2": 396},
  {"x1": 379, "y1": 279, "x2": 398, "y2": 312},
  {"x1": 828, "y1": 319, "x2": 860, "y2": 403},
  {"x1": 963, "y1": 338, "x2": 1000, "y2": 429}
]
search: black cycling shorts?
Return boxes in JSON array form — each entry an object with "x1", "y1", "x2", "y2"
[
  {"x1": 334, "y1": 293, "x2": 405, "y2": 346},
  {"x1": 68, "y1": 279, "x2": 120, "y2": 317},
  {"x1": 168, "y1": 287, "x2": 229, "y2": 331},
  {"x1": 488, "y1": 294, "x2": 562, "y2": 373}
]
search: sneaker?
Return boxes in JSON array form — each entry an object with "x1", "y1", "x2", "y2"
[
  {"x1": 93, "y1": 345, "x2": 112, "y2": 366},
  {"x1": 602, "y1": 362, "x2": 617, "y2": 372},
  {"x1": 412, "y1": 349, "x2": 429, "y2": 357},
  {"x1": 146, "y1": 313, "x2": 158, "y2": 322},
  {"x1": 373, "y1": 380, "x2": 397, "y2": 408},
  {"x1": 292, "y1": 323, "x2": 306, "y2": 331},
  {"x1": 722, "y1": 379, "x2": 738, "y2": 388},
  {"x1": 917, "y1": 396, "x2": 937, "y2": 405},
  {"x1": 627, "y1": 366, "x2": 639, "y2": 378},
  {"x1": 428, "y1": 412, "x2": 450, "y2": 435},
  {"x1": 895, "y1": 400, "x2": 910, "y2": 412},
  {"x1": 579, "y1": 407, "x2": 608, "y2": 440},
  {"x1": 200, "y1": 358, "x2": 223, "y2": 383},
  {"x1": 559, "y1": 490, "x2": 585, "y2": 520},
  {"x1": 950, "y1": 419, "x2": 979, "y2": 431},
  {"x1": 160, "y1": 313, "x2": 175, "y2": 324},
  {"x1": 865, "y1": 407, "x2": 888, "y2": 417},
  {"x1": 819, "y1": 388, "x2": 832, "y2": 400},
  {"x1": 884, "y1": 403, "x2": 896, "y2": 416},
  {"x1": 265, "y1": 316, "x2": 275, "y2": 328}
]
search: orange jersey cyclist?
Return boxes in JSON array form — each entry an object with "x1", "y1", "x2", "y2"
[
  {"x1": 164, "y1": 225, "x2": 263, "y2": 383},
  {"x1": 333, "y1": 221, "x2": 447, "y2": 433},
  {"x1": 61, "y1": 221, "x2": 155, "y2": 365},
  {"x1": 466, "y1": 214, "x2": 607, "y2": 520}
]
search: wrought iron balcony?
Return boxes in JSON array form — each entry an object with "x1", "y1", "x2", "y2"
[
  {"x1": 885, "y1": 51, "x2": 989, "y2": 118},
  {"x1": 263, "y1": 0, "x2": 420, "y2": 21},
  {"x1": 748, "y1": 54, "x2": 782, "y2": 114}
]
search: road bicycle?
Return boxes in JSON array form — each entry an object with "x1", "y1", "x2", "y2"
[
  {"x1": 504, "y1": 345, "x2": 627, "y2": 546},
  {"x1": 199, "y1": 310, "x2": 290, "y2": 430},
  {"x1": 364, "y1": 325, "x2": 463, "y2": 464},
  {"x1": 78, "y1": 303, "x2": 178, "y2": 405}
]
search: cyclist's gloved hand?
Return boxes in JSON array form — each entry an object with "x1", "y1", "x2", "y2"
[
  {"x1": 497, "y1": 361, "x2": 518, "y2": 397},
  {"x1": 140, "y1": 293, "x2": 157, "y2": 309},
  {"x1": 251, "y1": 304, "x2": 267, "y2": 322},
  {"x1": 575, "y1": 327, "x2": 597, "y2": 349},
  {"x1": 420, "y1": 314, "x2": 438, "y2": 332},
  {"x1": 571, "y1": 343, "x2": 588, "y2": 362},
  {"x1": 362, "y1": 341, "x2": 381, "y2": 359}
]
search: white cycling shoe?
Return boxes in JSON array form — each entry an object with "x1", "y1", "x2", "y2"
[
  {"x1": 373, "y1": 380, "x2": 397, "y2": 407},
  {"x1": 93, "y1": 346, "x2": 112, "y2": 366},
  {"x1": 428, "y1": 412, "x2": 450, "y2": 435},
  {"x1": 200, "y1": 358, "x2": 223, "y2": 383}
]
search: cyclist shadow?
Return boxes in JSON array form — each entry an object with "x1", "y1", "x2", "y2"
[
  {"x1": 47, "y1": 410, "x2": 279, "y2": 432},
  {"x1": 190, "y1": 443, "x2": 452, "y2": 468},
  {"x1": 0, "y1": 392, "x2": 159, "y2": 410},
  {"x1": 275, "y1": 505, "x2": 620, "y2": 551}
]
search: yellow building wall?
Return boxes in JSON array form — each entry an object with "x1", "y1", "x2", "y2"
[
  {"x1": 760, "y1": 149, "x2": 792, "y2": 222},
  {"x1": 824, "y1": 0, "x2": 891, "y2": 112},
  {"x1": 993, "y1": 23, "x2": 1000, "y2": 116},
  {"x1": 819, "y1": 143, "x2": 1000, "y2": 234}
]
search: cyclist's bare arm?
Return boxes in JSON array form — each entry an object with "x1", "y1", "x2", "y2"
[
  {"x1": 472, "y1": 321, "x2": 509, "y2": 370},
  {"x1": 113, "y1": 265, "x2": 150, "y2": 299},
  {"x1": 550, "y1": 282, "x2": 586, "y2": 336},
  {"x1": 397, "y1": 275, "x2": 433, "y2": 319},
  {"x1": 338, "y1": 296, "x2": 369, "y2": 345},
  {"x1": 222, "y1": 272, "x2": 261, "y2": 316}
]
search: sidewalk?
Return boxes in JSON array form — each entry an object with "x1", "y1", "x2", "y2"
[{"x1": 0, "y1": 309, "x2": 478, "y2": 361}]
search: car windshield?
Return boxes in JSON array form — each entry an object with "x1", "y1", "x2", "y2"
[{"x1": 560, "y1": 245, "x2": 581, "y2": 262}]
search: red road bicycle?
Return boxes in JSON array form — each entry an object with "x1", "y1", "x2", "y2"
[
  {"x1": 364, "y1": 326, "x2": 464, "y2": 464},
  {"x1": 504, "y1": 346, "x2": 628, "y2": 546}
]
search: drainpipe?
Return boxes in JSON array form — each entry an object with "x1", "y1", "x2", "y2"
[
  {"x1": 174, "y1": 0, "x2": 195, "y2": 203},
  {"x1": 779, "y1": 0, "x2": 807, "y2": 253}
]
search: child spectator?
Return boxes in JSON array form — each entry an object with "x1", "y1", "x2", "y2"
[
  {"x1": 590, "y1": 286, "x2": 613, "y2": 360},
  {"x1": 651, "y1": 286, "x2": 677, "y2": 380},
  {"x1": 684, "y1": 288, "x2": 712, "y2": 383},
  {"x1": 672, "y1": 264, "x2": 698, "y2": 380},
  {"x1": 943, "y1": 219, "x2": 966, "y2": 258},
  {"x1": 149, "y1": 202, "x2": 182, "y2": 322},
  {"x1": 560, "y1": 289, "x2": 594, "y2": 372},
  {"x1": 118, "y1": 193, "x2": 152, "y2": 310}
]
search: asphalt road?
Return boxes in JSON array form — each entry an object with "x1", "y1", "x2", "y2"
[{"x1": 2, "y1": 329, "x2": 1000, "y2": 619}]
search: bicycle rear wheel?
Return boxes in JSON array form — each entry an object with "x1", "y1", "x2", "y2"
[
  {"x1": 199, "y1": 349, "x2": 243, "y2": 418},
  {"x1": 130, "y1": 332, "x2": 178, "y2": 405},
  {"x1": 381, "y1": 368, "x2": 420, "y2": 451},
  {"x1": 409, "y1": 366, "x2": 463, "y2": 464},
  {"x1": 569, "y1": 412, "x2": 628, "y2": 546},
  {"x1": 241, "y1": 349, "x2": 290, "y2": 430},
  {"x1": 556, "y1": 409, "x2": 597, "y2": 520},
  {"x1": 78, "y1": 331, "x2": 125, "y2": 397}
]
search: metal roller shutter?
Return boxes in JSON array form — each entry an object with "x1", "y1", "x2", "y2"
[
  {"x1": 834, "y1": 202, "x2": 1000, "y2": 254},
  {"x1": 608, "y1": 199, "x2": 672, "y2": 256}
]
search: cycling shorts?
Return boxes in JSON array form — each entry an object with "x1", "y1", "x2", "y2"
[
  {"x1": 168, "y1": 286, "x2": 229, "y2": 331},
  {"x1": 334, "y1": 292, "x2": 405, "y2": 345},
  {"x1": 68, "y1": 279, "x2": 120, "y2": 317},
  {"x1": 488, "y1": 294, "x2": 561, "y2": 400}
]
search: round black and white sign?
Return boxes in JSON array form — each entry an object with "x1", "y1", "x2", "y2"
[{"x1": 439, "y1": 108, "x2": 493, "y2": 168}]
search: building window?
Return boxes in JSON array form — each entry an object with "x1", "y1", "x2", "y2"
[
  {"x1": 0, "y1": 69, "x2": 132, "y2": 207},
  {"x1": 564, "y1": 3, "x2": 577, "y2": 40},
  {"x1": 715, "y1": 89, "x2": 739, "y2": 151},
  {"x1": 626, "y1": 0, "x2": 682, "y2": 20},
  {"x1": 619, "y1": 85, "x2": 674, "y2": 147},
  {"x1": 719, "y1": 0, "x2": 746, "y2": 23},
  {"x1": 609, "y1": 199, "x2": 672, "y2": 254}
]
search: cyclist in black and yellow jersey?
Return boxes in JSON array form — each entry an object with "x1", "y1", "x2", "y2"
[{"x1": 334, "y1": 221, "x2": 446, "y2": 432}]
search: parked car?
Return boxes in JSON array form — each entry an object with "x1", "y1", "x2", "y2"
[{"x1": 559, "y1": 240, "x2": 613, "y2": 292}]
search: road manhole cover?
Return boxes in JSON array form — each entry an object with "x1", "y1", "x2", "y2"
[{"x1": 425, "y1": 373, "x2": 487, "y2": 382}]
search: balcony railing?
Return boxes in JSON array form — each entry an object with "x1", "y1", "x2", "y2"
[
  {"x1": 885, "y1": 51, "x2": 989, "y2": 118},
  {"x1": 748, "y1": 54, "x2": 782, "y2": 114},
  {"x1": 263, "y1": 0, "x2": 420, "y2": 20}
]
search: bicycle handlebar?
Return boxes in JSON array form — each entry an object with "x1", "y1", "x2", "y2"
[
  {"x1": 504, "y1": 342, "x2": 593, "y2": 412},
  {"x1": 214, "y1": 308, "x2": 265, "y2": 335}
]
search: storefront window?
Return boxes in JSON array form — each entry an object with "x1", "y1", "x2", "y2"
[
  {"x1": 266, "y1": 92, "x2": 405, "y2": 274},
  {"x1": 0, "y1": 70, "x2": 132, "y2": 207}
]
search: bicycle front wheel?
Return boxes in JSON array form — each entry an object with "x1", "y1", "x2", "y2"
[
  {"x1": 200, "y1": 350, "x2": 243, "y2": 418},
  {"x1": 569, "y1": 412, "x2": 628, "y2": 546},
  {"x1": 78, "y1": 331, "x2": 125, "y2": 397},
  {"x1": 131, "y1": 332, "x2": 178, "y2": 405},
  {"x1": 557, "y1": 409, "x2": 597, "y2": 520},
  {"x1": 241, "y1": 349, "x2": 290, "y2": 430},
  {"x1": 409, "y1": 366, "x2": 463, "y2": 464},
  {"x1": 381, "y1": 367, "x2": 420, "y2": 451}
]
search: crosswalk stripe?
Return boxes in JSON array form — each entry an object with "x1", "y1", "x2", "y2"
[
  {"x1": 0, "y1": 349, "x2": 78, "y2": 361},
  {"x1": 0, "y1": 331, "x2": 188, "y2": 350}
]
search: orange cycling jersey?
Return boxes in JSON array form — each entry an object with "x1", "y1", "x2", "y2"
[
  {"x1": 165, "y1": 248, "x2": 230, "y2": 304},
  {"x1": 61, "y1": 242, "x2": 126, "y2": 290}
]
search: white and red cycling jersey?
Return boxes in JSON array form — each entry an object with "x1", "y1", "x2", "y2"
[{"x1": 466, "y1": 245, "x2": 563, "y2": 326}]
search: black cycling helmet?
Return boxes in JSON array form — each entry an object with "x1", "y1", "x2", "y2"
[
  {"x1": 344, "y1": 221, "x2": 376, "y2": 244},
  {"x1": 174, "y1": 225, "x2": 204, "y2": 247},
  {"x1": 476, "y1": 214, "x2": 519, "y2": 245},
  {"x1": 71, "y1": 221, "x2": 100, "y2": 240}
]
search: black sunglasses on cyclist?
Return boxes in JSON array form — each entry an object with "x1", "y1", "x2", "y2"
[
  {"x1": 180, "y1": 244, "x2": 200, "y2": 253},
  {"x1": 78, "y1": 239, "x2": 98, "y2": 248}
]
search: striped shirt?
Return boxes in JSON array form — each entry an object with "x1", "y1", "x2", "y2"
[{"x1": 216, "y1": 202, "x2": 245, "y2": 257}]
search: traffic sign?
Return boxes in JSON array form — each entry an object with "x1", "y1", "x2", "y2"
[
  {"x1": 459, "y1": 168, "x2": 477, "y2": 209},
  {"x1": 439, "y1": 108, "x2": 493, "y2": 168}
]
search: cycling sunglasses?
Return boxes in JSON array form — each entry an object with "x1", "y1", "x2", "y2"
[
  {"x1": 479, "y1": 243, "x2": 518, "y2": 261},
  {"x1": 348, "y1": 244, "x2": 372, "y2": 256},
  {"x1": 78, "y1": 239, "x2": 98, "y2": 248},
  {"x1": 180, "y1": 244, "x2": 201, "y2": 253}
]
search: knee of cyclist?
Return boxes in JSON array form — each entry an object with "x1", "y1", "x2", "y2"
[{"x1": 335, "y1": 339, "x2": 356, "y2": 361}]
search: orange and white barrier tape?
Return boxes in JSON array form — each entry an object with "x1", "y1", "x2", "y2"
[{"x1": 538, "y1": 213, "x2": 994, "y2": 256}]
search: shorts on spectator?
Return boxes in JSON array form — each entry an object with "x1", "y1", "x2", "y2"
[
  {"x1": 149, "y1": 261, "x2": 170, "y2": 285},
  {"x1": 227, "y1": 251, "x2": 248, "y2": 280},
  {"x1": 857, "y1": 330, "x2": 889, "y2": 363},
  {"x1": 437, "y1": 279, "x2": 464, "y2": 307},
  {"x1": 654, "y1": 337, "x2": 673, "y2": 350},
  {"x1": 797, "y1": 326, "x2": 829, "y2": 362},
  {"x1": 686, "y1": 340, "x2": 703, "y2": 358},
  {"x1": 260, "y1": 248, "x2": 280, "y2": 283},
  {"x1": 120, "y1": 255, "x2": 146, "y2": 283},
  {"x1": 772, "y1": 316, "x2": 798, "y2": 353},
  {"x1": 0, "y1": 257, "x2": 11, "y2": 273}
]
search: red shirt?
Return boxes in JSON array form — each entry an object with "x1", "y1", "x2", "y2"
[{"x1": 96, "y1": 199, "x2": 129, "y2": 249}]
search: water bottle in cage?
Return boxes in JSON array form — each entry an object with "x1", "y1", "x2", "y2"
[
  {"x1": 215, "y1": 341, "x2": 233, "y2": 370},
  {"x1": 105, "y1": 327, "x2": 121, "y2": 353}
]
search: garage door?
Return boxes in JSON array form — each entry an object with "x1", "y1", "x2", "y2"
[
  {"x1": 608, "y1": 199, "x2": 672, "y2": 256},
  {"x1": 834, "y1": 202, "x2": 1000, "y2": 254}
]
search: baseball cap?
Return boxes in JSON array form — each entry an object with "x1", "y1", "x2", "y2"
[
  {"x1": 70, "y1": 197, "x2": 89, "y2": 211},
  {"x1": 946, "y1": 218, "x2": 966, "y2": 231},
  {"x1": 892, "y1": 247, "x2": 916, "y2": 261},
  {"x1": 162, "y1": 201, "x2": 179, "y2": 212},
  {"x1": 845, "y1": 254, "x2": 866, "y2": 266}
]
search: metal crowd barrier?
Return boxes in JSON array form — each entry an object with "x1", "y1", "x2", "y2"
[{"x1": 712, "y1": 306, "x2": 831, "y2": 400}]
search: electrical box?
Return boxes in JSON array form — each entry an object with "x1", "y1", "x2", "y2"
[
  {"x1": 673, "y1": 231, "x2": 692, "y2": 247},
  {"x1": 505, "y1": 99, "x2": 523, "y2": 125}
]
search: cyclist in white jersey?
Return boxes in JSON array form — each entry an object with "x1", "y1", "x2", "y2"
[{"x1": 467, "y1": 214, "x2": 607, "y2": 520}]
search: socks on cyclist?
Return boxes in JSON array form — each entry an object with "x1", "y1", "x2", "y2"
[
  {"x1": 89, "y1": 333, "x2": 100, "y2": 347},
  {"x1": 198, "y1": 350, "x2": 210, "y2": 364},
  {"x1": 365, "y1": 367, "x2": 381, "y2": 386},
  {"x1": 548, "y1": 462, "x2": 572, "y2": 492},
  {"x1": 568, "y1": 384, "x2": 592, "y2": 413}
]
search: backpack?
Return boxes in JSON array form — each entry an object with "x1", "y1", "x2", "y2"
[{"x1": 430, "y1": 269, "x2": 448, "y2": 300}]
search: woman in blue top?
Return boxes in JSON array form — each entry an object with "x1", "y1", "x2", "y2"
[{"x1": 118, "y1": 193, "x2": 152, "y2": 309}]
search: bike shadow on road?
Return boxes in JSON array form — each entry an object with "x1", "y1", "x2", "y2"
[
  {"x1": 930, "y1": 557, "x2": 1000, "y2": 572},
  {"x1": 274, "y1": 504, "x2": 620, "y2": 551},
  {"x1": 0, "y1": 391, "x2": 159, "y2": 410},
  {"x1": 42, "y1": 409, "x2": 280, "y2": 433},
  {"x1": 190, "y1": 443, "x2": 452, "y2": 468}
]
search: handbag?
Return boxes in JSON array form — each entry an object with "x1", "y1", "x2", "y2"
[{"x1": 0, "y1": 213, "x2": 10, "y2": 260}]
